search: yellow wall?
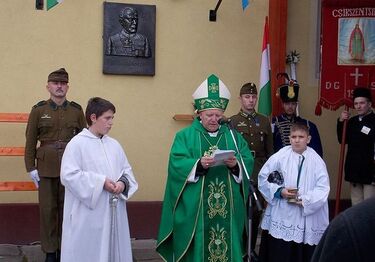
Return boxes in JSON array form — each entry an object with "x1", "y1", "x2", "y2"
[
  {"x1": 0, "y1": 0, "x2": 350, "y2": 203},
  {"x1": 0, "y1": 0, "x2": 269, "y2": 202}
]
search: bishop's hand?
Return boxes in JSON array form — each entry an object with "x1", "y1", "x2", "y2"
[{"x1": 200, "y1": 156, "x2": 215, "y2": 169}]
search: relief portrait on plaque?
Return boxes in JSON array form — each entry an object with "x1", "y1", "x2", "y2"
[{"x1": 103, "y1": 2, "x2": 156, "y2": 75}]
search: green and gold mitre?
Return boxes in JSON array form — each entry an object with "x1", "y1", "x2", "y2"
[{"x1": 192, "y1": 74, "x2": 231, "y2": 112}]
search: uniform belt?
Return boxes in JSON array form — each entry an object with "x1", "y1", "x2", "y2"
[
  {"x1": 40, "y1": 141, "x2": 68, "y2": 149},
  {"x1": 250, "y1": 150, "x2": 266, "y2": 158}
]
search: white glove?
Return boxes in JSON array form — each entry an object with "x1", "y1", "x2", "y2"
[{"x1": 29, "y1": 170, "x2": 40, "y2": 188}]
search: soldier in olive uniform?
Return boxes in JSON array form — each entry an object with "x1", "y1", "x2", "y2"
[
  {"x1": 230, "y1": 83, "x2": 273, "y2": 258},
  {"x1": 24, "y1": 68, "x2": 86, "y2": 262}
]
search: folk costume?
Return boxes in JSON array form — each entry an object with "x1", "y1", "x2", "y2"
[
  {"x1": 258, "y1": 146, "x2": 330, "y2": 262},
  {"x1": 60, "y1": 128, "x2": 138, "y2": 262},
  {"x1": 157, "y1": 75, "x2": 254, "y2": 262},
  {"x1": 337, "y1": 87, "x2": 375, "y2": 205},
  {"x1": 272, "y1": 76, "x2": 323, "y2": 157}
]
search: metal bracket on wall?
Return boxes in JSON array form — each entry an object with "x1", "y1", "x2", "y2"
[
  {"x1": 35, "y1": 0, "x2": 43, "y2": 10},
  {"x1": 209, "y1": 0, "x2": 223, "y2": 22}
]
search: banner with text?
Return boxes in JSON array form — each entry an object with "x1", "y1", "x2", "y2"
[{"x1": 317, "y1": 7, "x2": 375, "y2": 113}]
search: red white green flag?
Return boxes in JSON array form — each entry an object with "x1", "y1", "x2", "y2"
[
  {"x1": 258, "y1": 16, "x2": 272, "y2": 116},
  {"x1": 47, "y1": 0, "x2": 63, "y2": 11}
]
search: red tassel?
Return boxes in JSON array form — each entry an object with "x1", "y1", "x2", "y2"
[{"x1": 315, "y1": 103, "x2": 322, "y2": 116}]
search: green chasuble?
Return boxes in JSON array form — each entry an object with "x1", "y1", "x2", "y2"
[{"x1": 157, "y1": 118, "x2": 254, "y2": 261}]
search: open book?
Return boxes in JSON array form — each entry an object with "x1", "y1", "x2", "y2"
[{"x1": 211, "y1": 149, "x2": 235, "y2": 166}]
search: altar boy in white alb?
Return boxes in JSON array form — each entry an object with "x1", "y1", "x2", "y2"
[
  {"x1": 60, "y1": 97, "x2": 138, "y2": 262},
  {"x1": 258, "y1": 122, "x2": 330, "y2": 262}
]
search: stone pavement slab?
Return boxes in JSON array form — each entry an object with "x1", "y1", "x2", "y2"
[
  {"x1": 132, "y1": 239, "x2": 162, "y2": 262},
  {"x1": 0, "y1": 239, "x2": 162, "y2": 262},
  {"x1": 0, "y1": 244, "x2": 26, "y2": 261}
]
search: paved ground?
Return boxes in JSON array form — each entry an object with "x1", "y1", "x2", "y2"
[
  {"x1": 0, "y1": 236, "x2": 260, "y2": 261},
  {"x1": 0, "y1": 239, "x2": 162, "y2": 262}
]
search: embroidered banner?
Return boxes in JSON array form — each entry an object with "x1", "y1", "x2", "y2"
[{"x1": 316, "y1": 6, "x2": 375, "y2": 114}]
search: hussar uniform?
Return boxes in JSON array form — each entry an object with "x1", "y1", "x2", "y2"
[{"x1": 272, "y1": 76, "x2": 323, "y2": 157}]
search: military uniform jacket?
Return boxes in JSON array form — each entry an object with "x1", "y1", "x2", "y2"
[
  {"x1": 107, "y1": 30, "x2": 151, "y2": 57},
  {"x1": 230, "y1": 111, "x2": 273, "y2": 180},
  {"x1": 24, "y1": 99, "x2": 86, "y2": 177},
  {"x1": 231, "y1": 111, "x2": 273, "y2": 159},
  {"x1": 272, "y1": 114, "x2": 323, "y2": 157},
  {"x1": 337, "y1": 112, "x2": 375, "y2": 184}
]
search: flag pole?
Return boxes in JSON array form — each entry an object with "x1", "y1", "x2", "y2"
[{"x1": 334, "y1": 105, "x2": 348, "y2": 217}]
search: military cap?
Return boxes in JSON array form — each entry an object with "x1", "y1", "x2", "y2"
[
  {"x1": 277, "y1": 73, "x2": 299, "y2": 102},
  {"x1": 240, "y1": 82, "x2": 257, "y2": 95},
  {"x1": 353, "y1": 87, "x2": 372, "y2": 101},
  {"x1": 48, "y1": 68, "x2": 69, "y2": 83}
]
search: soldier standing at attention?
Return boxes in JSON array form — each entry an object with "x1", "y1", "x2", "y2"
[
  {"x1": 230, "y1": 82, "x2": 274, "y2": 259},
  {"x1": 24, "y1": 68, "x2": 86, "y2": 262}
]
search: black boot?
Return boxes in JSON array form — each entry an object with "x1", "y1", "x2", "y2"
[{"x1": 45, "y1": 252, "x2": 57, "y2": 262}]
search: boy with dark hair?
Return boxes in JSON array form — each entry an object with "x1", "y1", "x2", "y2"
[
  {"x1": 60, "y1": 97, "x2": 138, "y2": 262},
  {"x1": 258, "y1": 122, "x2": 330, "y2": 262}
]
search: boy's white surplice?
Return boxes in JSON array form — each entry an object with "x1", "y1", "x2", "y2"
[
  {"x1": 258, "y1": 146, "x2": 330, "y2": 245},
  {"x1": 60, "y1": 128, "x2": 138, "y2": 262}
]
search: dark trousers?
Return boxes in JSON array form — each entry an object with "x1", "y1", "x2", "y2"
[
  {"x1": 38, "y1": 177, "x2": 64, "y2": 253},
  {"x1": 251, "y1": 179, "x2": 267, "y2": 250},
  {"x1": 259, "y1": 230, "x2": 315, "y2": 262},
  {"x1": 250, "y1": 157, "x2": 267, "y2": 250},
  {"x1": 250, "y1": 191, "x2": 264, "y2": 250}
]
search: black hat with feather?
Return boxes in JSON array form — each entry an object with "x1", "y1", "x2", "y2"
[{"x1": 277, "y1": 73, "x2": 299, "y2": 102}]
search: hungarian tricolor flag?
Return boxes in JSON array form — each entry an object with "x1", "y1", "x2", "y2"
[
  {"x1": 47, "y1": 0, "x2": 63, "y2": 11},
  {"x1": 258, "y1": 16, "x2": 272, "y2": 116}
]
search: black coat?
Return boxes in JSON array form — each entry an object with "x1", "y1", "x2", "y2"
[
  {"x1": 337, "y1": 112, "x2": 375, "y2": 184},
  {"x1": 311, "y1": 197, "x2": 375, "y2": 262}
]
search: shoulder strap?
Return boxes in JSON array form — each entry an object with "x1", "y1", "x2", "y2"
[
  {"x1": 70, "y1": 101, "x2": 82, "y2": 110},
  {"x1": 32, "y1": 100, "x2": 47, "y2": 109}
]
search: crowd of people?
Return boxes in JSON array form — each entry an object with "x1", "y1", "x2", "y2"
[
  {"x1": 25, "y1": 69, "x2": 374, "y2": 262},
  {"x1": 156, "y1": 74, "x2": 374, "y2": 262}
]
